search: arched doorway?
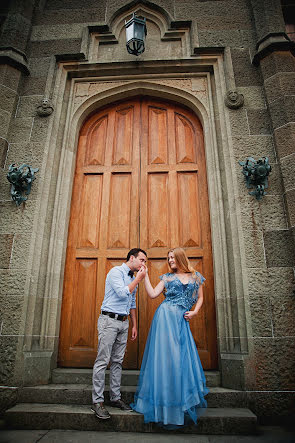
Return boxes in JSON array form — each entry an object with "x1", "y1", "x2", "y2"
[{"x1": 58, "y1": 97, "x2": 217, "y2": 369}]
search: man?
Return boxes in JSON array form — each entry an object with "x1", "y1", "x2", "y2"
[{"x1": 91, "y1": 248, "x2": 147, "y2": 419}]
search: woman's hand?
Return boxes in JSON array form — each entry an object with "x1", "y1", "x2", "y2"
[{"x1": 184, "y1": 311, "x2": 196, "y2": 322}]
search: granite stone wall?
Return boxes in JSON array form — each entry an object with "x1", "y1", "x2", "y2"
[{"x1": 0, "y1": 0, "x2": 294, "y2": 421}]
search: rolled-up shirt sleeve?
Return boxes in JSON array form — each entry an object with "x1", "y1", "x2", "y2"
[
  {"x1": 108, "y1": 268, "x2": 130, "y2": 298},
  {"x1": 130, "y1": 290, "x2": 136, "y2": 310}
]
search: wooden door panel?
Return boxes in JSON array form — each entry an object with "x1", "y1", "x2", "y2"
[{"x1": 59, "y1": 97, "x2": 217, "y2": 369}]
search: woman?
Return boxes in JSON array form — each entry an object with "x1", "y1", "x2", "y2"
[{"x1": 131, "y1": 248, "x2": 209, "y2": 427}]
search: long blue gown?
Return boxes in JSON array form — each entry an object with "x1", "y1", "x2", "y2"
[{"x1": 131, "y1": 271, "x2": 209, "y2": 426}]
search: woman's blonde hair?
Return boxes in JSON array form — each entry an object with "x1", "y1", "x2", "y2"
[{"x1": 167, "y1": 247, "x2": 196, "y2": 277}]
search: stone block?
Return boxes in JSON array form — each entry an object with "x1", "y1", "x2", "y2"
[
  {"x1": 10, "y1": 233, "x2": 33, "y2": 269},
  {"x1": 23, "y1": 351, "x2": 54, "y2": 386},
  {"x1": 270, "y1": 291, "x2": 295, "y2": 338},
  {"x1": 33, "y1": 7, "x2": 106, "y2": 25},
  {"x1": 274, "y1": 122, "x2": 295, "y2": 159},
  {"x1": 0, "y1": 137, "x2": 8, "y2": 168},
  {"x1": 0, "y1": 336, "x2": 18, "y2": 385},
  {"x1": 21, "y1": 75, "x2": 47, "y2": 96},
  {"x1": 249, "y1": 295, "x2": 272, "y2": 337},
  {"x1": 264, "y1": 72, "x2": 295, "y2": 104},
  {"x1": 198, "y1": 30, "x2": 255, "y2": 48},
  {"x1": 31, "y1": 23, "x2": 86, "y2": 42},
  {"x1": 0, "y1": 387, "x2": 18, "y2": 414},
  {"x1": 0, "y1": 295, "x2": 25, "y2": 335},
  {"x1": 0, "y1": 234, "x2": 13, "y2": 268},
  {"x1": 220, "y1": 355, "x2": 248, "y2": 390},
  {"x1": 265, "y1": 163, "x2": 284, "y2": 196},
  {"x1": 254, "y1": 337, "x2": 295, "y2": 390},
  {"x1": 8, "y1": 117, "x2": 33, "y2": 143},
  {"x1": 0, "y1": 64, "x2": 22, "y2": 92},
  {"x1": 284, "y1": 189, "x2": 295, "y2": 227},
  {"x1": 45, "y1": 0, "x2": 104, "y2": 9},
  {"x1": 268, "y1": 95, "x2": 295, "y2": 129},
  {"x1": 0, "y1": 269, "x2": 27, "y2": 297},
  {"x1": 0, "y1": 84, "x2": 18, "y2": 115},
  {"x1": 16, "y1": 95, "x2": 43, "y2": 118},
  {"x1": 0, "y1": 201, "x2": 36, "y2": 234},
  {"x1": 0, "y1": 109, "x2": 11, "y2": 137},
  {"x1": 264, "y1": 229, "x2": 295, "y2": 267},
  {"x1": 231, "y1": 48, "x2": 262, "y2": 87},
  {"x1": 30, "y1": 117, "x2": 50, "y2": 143},
  {"x1": 247, "y1": 391, "x2": 295, "y2": 424},
  {"x1": 247, "y1": 109, "x2": 272, "y2": 135},
  {"x1": 0, "y1": 12, "x2": 32, "y2": 53},
  {"x1": 232, "y1": 135, "x2": 276, "y2": 163},
  {"x1": 196, "y1": 14, "x2": 252, "y2": 31},
  {"x1": 260, "y1": 51, "x2": 295, "y2": 80},
  {"x1": 27, "y1": 39, "x2": 82, "y2": 58},
  {"x1": 280, "y1": 153, "x2": 295, "y2": 192},
  {"x1": 238, "y1": 86, "x2": 266, "y2": 110},
  {"x1": 247, "y1": 267, "x2": 294, "y2": 297},
  {"x1": 5, "y1": 141, "x2": 44, "y2": 174},
  {"x1": 243, "y1": 228, "x2": 266, "y2": 268},
  {"x1": 260, "y1": 196, "x2": 287, "y2": 230},
  {"x1": 228, "y1": 108, "x2": 249, "y2": 137}
]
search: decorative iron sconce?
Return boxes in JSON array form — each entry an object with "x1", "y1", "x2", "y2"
[
  {"x1": 7, "y1": 163, "x2": 39, "y2": 206},
  {"x1": 125, "y1": 13, "x2": 147, "y2": 56},
  {"x1": 239, "y1": 157, "x2": 271, "y2": 200}
]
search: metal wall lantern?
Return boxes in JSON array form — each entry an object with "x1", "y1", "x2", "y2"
[
  {"x1": 239, "y1": 157, "x2": 271, "y2": 200},
  {"x1": 7, "y1": 163, "x2": 39, "y2": 206},
  {"x1": 125, "y1": 13, "x2": 147, "y2": 56}
]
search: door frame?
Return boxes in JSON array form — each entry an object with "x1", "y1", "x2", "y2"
[{"x1": 21, "y1": 58, "x2": 253, "y2": 391}]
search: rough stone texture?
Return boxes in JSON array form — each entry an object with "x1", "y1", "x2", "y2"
[
  {"x1": 198, "y1": 30, "x2": 255, "y2": 48},
  {"x1": 0, "y1": 201, "x2": 36, "y2": 234},
  {"x1": 30, "y1": 117, "x2": 51, "y2": 143},
  {"x1": 0, "y1": 234, "x2": 13, "y2": 268},
  {"x1": 280, "y1": 153, "x2": 295, "y2": 192},
  {"x1": 249, "y1": 295, "x2": 272, "y2": 337},
  {"x1": 0, "y1": 387, "x2": 18, "y2": 415},
  {"x1": 268, "y1": 95, "x2": 295, "y2": 129},
  {"x1": 247, "y1": 109, "x2": 272, "y2": 135},
  {"x1": 228, "y1": 108, "x2": 249, "y2": 137},
  {"x1": 8, "y1": 117, "x2": 33, "y2": 143},
  {"x1": 260, "y1": 51, "x2": 295, "y2": 80},
  {"x1": 5, "y1": 141, "x2": 44, "y2": 174},
  {"x1": 238, "y1": 86, "x2": 266, "y2": 110},
  {"x1": 0, "y1": 336, "x2": 18, "y2": 385},
  {"x1": 248, "y1": 391, "x2": 295, "y2": 424},
  {"x1": 16, "y1": 95, "x2": 43, "y2": 119},
  {"x1": 260, "y1": 196, "x2": 287, "y2": 230},
  {"x1": 0, "y1": 295, "x2": 25, "y2": 335},
  {"x1": 284, "y1": 189, "x2": 295, "y2": 227},
  {"x1": 232, "y1": 135, "x2": 276, "y2": 164},
  {"x1": 27, "y1": 39, "x2": 82, "y2": 58},
  {"x1": 231, "y1": 48, "x2": 262, "y2": 87},
  {"x1": 254, "y1": 337, "x2": 295, "y2": 390},
  {"x1": 0, "y1": 64, "x2": 22, "y2": 92},
  {"x1": 274, "y1": 122, "x2": 295, "y2": 160},
  {"x1": 247, "y1": 267, "x2": 294, "y2": 298},
  {"x1": 33, "y1": 7, "x2": 106, "y2": 25},
  {"x1": 264, "y1": 230, "x2": 295, "y2": 267},
  {"x1": 0, "y1": 109, "x2": 11, "y2": 137},
  {"x1": 264, "y1": 72, "x2": 295, "y2": 104},
  {"x1": 270, "y1": 292, "x2": 295, "y2": 338},
  {"x1": 0, "y1": 85, "x2": 18, "y2": 114},
  {"x1": 0, "y1": 137, "x2": 8, "y2": 168},
  {"x1": 20, "y1": 57, "x2": 51, "y2": 96},
  {"x1": 242, "y1": 228, "x2": 266, "y2": 268}
]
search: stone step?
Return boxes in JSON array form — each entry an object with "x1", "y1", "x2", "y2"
[
  {"x1": 52, "y1": 368, "x2": 221, "y2": 387},
  {"x1": 5, "y1": 403, "x2": 257, "y2": 434},
  {"x1": 19, "y1": 384, "x2": 248, "y2": 408}
]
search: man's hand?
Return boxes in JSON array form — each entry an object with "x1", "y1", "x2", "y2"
[
  {"x1": 135, "y1": 265, "x2": 146, "y2": 282},
  {"x1": 131, "y1": 326, "x2": 137, "y2": 341}
]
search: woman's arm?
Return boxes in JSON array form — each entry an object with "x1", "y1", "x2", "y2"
[
  {"x1": 184, "y1": 285, "x2": 204, "y2": 321},
  {"x1": 144, "y1": 272, "x2": 165, "y2": 299}
]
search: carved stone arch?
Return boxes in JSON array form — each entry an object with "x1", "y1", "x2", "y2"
[{"x1": 89, "y1": 2, "x2": 193, "y2": 61}]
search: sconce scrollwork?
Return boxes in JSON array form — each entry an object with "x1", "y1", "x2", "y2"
[
  {"x1": 239, "y1": 157, "x2": 271, "y2": 200},
  {"x1": 7, "y1": 163, "x2": 39, "y2": 206}
]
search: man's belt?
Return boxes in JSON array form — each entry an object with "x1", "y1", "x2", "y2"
[{"x1": 101, "y1": 311, "x2": 128, "y2": 321}]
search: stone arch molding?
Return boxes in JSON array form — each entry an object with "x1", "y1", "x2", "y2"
[
  {"x1": 89, "y1": 2, "x2": 193, "y2": 62},
  {"x1": 21, "y1": 74, "x2": 252, "y2": 388}
]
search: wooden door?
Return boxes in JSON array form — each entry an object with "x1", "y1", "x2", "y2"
[{"x1": 58, "y1": 97, "x2": 217, "y2": 369}]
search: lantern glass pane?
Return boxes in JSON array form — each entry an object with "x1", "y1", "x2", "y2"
[
  {"x1": 134, "y1": 22, "x2": 143, "y2": 40},
  {"x1": 125, "y1": 22, "x2": 134, "y2": 42}
]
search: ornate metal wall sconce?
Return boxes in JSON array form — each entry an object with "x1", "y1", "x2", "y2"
[
  {"x1": 125, "y1": 13, "x2": 147, "y2": 56},
  {"x1": 239, "y1": 157, "x2": 271, "y2": 200},
  {"x1": 7, "y1": 163, "x2": 39, "y2": 206}
]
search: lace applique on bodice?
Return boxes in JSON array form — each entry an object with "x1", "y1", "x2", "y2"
[{"x1": 159, "y1": 272, "x2": 205, "y2": 310}]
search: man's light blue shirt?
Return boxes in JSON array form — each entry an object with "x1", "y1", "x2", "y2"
[{"x1": 101, "y1": 262, "x2": 137, "y2": 315}]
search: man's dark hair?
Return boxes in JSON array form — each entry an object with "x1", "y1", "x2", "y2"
[{"x1": 127, "y1": 248, "x2": 147, "y2": 261}]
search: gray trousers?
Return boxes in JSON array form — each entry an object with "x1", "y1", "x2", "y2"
[{"x1": 92, "y1": 314, "x2": 129, "y2": 404}]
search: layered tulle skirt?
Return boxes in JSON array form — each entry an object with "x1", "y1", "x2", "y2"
[{"x1": 131, "y1": 302, "x2": 209, "y2": 426}]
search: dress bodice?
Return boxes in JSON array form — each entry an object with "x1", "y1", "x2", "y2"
[{"x1": 159, "y1": 272, "x2": 205, "y2": 310}]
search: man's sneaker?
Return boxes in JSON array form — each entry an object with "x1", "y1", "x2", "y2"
[
  {"x1": 109, "y1": 399, "x2": 133, "y2": 411},
  {"x1": 91, "y1": 403, "x2": 111, "y2": 419}
]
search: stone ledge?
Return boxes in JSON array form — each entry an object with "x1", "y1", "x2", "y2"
[
  {"x1": 0, "y1": 47, "x2": 30, "y2": 76},
  {"x1": 252, "y1": 33, "x2": 295, "y2": 67}
]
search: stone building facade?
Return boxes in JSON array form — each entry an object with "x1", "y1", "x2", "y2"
[{"x1": 0, "y1": 0, "x2": 294, "y2": 424}]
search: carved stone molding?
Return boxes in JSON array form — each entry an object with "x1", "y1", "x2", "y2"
[
  {"x1": 224, "y1": 90, "x2": 244, "y2": 109},
  {"x1": 36, "y1": 97, "x2": 54, "y2": 117}
]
